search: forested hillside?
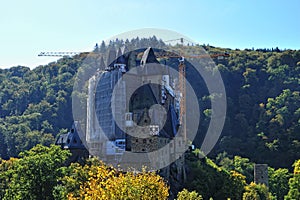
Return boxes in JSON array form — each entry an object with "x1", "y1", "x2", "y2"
[
  {"x1": 0, "y1": 37, "x2": 299, "y2": 170},
  {"x1": 0, "y1": 58, "x2": 79, "y2": 158},
  {"x1": 202, "y1": 46, "x2": 300, "y2": 168}
]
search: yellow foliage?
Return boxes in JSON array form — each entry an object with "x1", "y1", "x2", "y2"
[
  {"x1": 68, "y1": 164, "x2": 169, "y2": 200},
  {"x1": 293, "y1": 159, "x2": 300, "y2": 175},
  {"x1": 0, "y1": 158, "x2": 18, "y2": 170},
  {"x1": 259, "y1": 103, "x2": 265, "y2": 108},
  {"x1": 177, "y1": 189, "x2": 203, "y2": 200}
]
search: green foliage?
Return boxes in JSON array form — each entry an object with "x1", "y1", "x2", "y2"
[
  {"x1": 0, "y1": 61, "x2": 80, "y2": 157},
  {"x1": 216, "y1": 152, "x2": 254, "y2": 183},
  {"x1": 0, "y1": 158, "x2": 18, "y2": 199},
  {"x1": 216, "y1": 152, "x2": 292, "y2": 199},
  {"x1": 243, "y1": 182, "x2": 275, "y2": 200},
  {"x1": 2, "y1": 146, "x2": 169, "y2": 200},
  {"x1": 268, "y1": 167, "x2": 291, "y2": 199},
  {"x1": 2, "y1": 145, "x2": 70, "y2": 200},
  {"x1": 208, "y1": 48, "x2": 300, "y2": 168},
  {"x1": 53, "y1": 158, "x2": 101, "y2": 199},
  {"x1": 285, "y1": 159, "x2": 300, "y2": 200},
  {"x1": 185, "y1": 151, "x2": 246, "y2": 200},
  {"x1": 177, "y1": 189, "x2": 203, "y2": 200}
]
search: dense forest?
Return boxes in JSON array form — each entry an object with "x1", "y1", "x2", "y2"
[{"x1": 0, "y1": 37, "x2": 299, "y2": 199}]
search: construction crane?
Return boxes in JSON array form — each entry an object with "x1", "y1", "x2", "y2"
[
  {"x1": 178, "y1": 57, "x2": 186, "y2": 142},
  {"x1": 38, "y1": 52, "x2": 84, "y2": 57},
  {"x1": 164, "y1": 37, "x2": 195, "y2": 46},
  {"x1": 155, "y1": 38, "x2": 230, "y2": 142}
]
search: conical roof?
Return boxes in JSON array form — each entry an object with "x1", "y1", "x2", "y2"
[{"x1": 140, "y1": 47, "x2": 159, "y2": 67}]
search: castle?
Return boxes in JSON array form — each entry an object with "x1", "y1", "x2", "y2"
[
  {"x1": 86, "y1": 46, "x2": 186, "y2": 178},
  {"x1": 57, "y1": 46, "x2": 187, "y2": 187}
]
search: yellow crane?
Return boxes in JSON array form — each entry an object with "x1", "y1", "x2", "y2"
[{"x1": 154, "y1": 38, "x2": 229, "y2": 142}]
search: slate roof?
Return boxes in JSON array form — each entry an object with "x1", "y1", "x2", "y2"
[
  {"x1": 140, "y1": 47, "x2": 160, "y2": 66},
  {"x1": 55, "y1": 121, "x2": 86, "y2": 149}
]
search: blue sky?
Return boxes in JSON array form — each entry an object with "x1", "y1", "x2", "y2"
[{"x1": 0, "y1": 0, "x2": 299, "y2": 69}]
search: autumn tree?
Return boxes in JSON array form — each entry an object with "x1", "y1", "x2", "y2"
[{"x1": 68, "y1": 163, "x2": 169, "y2": 200}]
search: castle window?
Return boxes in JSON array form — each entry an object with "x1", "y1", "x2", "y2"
[
  {"x1": 136, "y1": 139, "x2": 139, "y2": 142},
  {"x1": 143, "y1": 139, "x2": 146, "y2": 144},
  {"x1": 125, "y1": 113, "x2": 132, "y2": 121},
  {"x1": 126, "y1": 115, "x2": 130, "y2": 120},
  {"x1": 149, "y1": 139, "x2": 152, "y2": 143}
]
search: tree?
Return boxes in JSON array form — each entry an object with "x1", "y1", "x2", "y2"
[
  {"x1": 53, "y1": 158, "x2": 101, "y2": 199},
  {"x1": 0, "y1": 158, "x2": 18, "y2": 199},
  {"x1": 99, "y1": 41, "x2": 106, "y2": 53},
  {"x1": 93, "y1": 43, "x2": 99, "y2": 53},
  {"x1": 68, "y1": 163, "x2": 169, "y2": 200},
  {"x1": 268, "y1": 167, "x2": 291, "y2": 199},
  {"x1": 243, "y1": 182, "x2": 275, "y2": 200},
  {"x1": 285, "y1": 160, "x2": 300, "y2": 200},
  {"x1": 177, "y1": 189, "x2": 203, "y2": 200},
  {"x1": 185, "y1": 152, "x2": 246, "y2": 200},
  {"x1": 229, "y1": 170, "x2": 247, "y2": 199},
  {"x1": 216, "y1": 153, "x2": 254, "y2": 183},
  {"x1": 3, "y1": 145, "x2": 70, "y2": 200}
]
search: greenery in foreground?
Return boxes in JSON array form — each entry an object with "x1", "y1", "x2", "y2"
[{"x1": 0, "y1": 145, "x2": 299, "y2": 199}]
